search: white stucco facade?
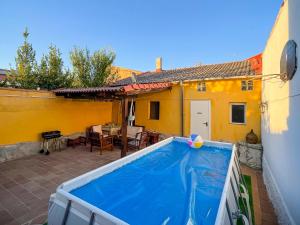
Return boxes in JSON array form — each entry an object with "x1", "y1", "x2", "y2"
[{"x1": 261, "y1": 1, "x2": 300, "y2": 225}]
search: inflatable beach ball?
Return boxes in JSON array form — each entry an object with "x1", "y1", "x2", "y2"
[{"x1": 188, "y1": 134, "x2": 204, "y2": 149}]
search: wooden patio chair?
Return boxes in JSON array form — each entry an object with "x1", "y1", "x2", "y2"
[
  {"x1": 88, "y1": 125, "x2": 114, "y2": 155},
  {"x1": 128, "y1": 131, "x2": 149, "y2": 150},
  {"x1": 115, "y1": 125, "x2": 143, "y2": 145}
]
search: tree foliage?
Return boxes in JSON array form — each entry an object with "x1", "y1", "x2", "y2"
[
  {"x1": 0, "y1": 78, "x2": 9, "y2": 87},
  {"x1": 70, "y1": 47, "x2": 117, "y2": 87},
  {"x1": 91, "y1": 49, "x2": 118, "y2": 86},
  {"x1": 70, "y1": 48, "x2": 91, "y2": 87},
  {"x1": 3, "y1": 28, "x2": 118, "y2": 90},
  {"x1": 13, "y1": 28, "x2": 38, "y2": 88},
  {"x1": 37, "y1": 45, "x2": 74, "y2": 90}
]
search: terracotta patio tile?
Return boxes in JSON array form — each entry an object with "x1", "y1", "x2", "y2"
[
  {"x1": 0, "y1": 191, "x2": 23, "y2": 209},
  {"x1": 5, "y1": 220, "x2": 19, "y2": 225},
  {"x1": 0, "y1": 146, "x2": 135, "y2": 224},
  {"x1": 3, "y1": 203, "x2": 30, "y2": 218},
  {"x1": 241, "y1": 165, "x2": 278, "y2": 225},
  {"x1": 22, "y1": 180, "x2": 44, "y2": 192},
  {"x1": 0, "y1": 210, "x2": 14, "y2": 224},
  {"x1": 12, "y1": 174, "x2": 30, "y2": 184},
  {"x1": 0, "y1": 194, "x2": 24, "y2": 210},
  {"x1": 262, "y1": 215, "x2": 278, "y2": 225},
  {"x1": 31, "y1": 187, "x2": 52, "y2": 200},
  {"x1": 18, "y1": 192, "x2": 40, "y2": 206},
  {"x1": 25, "y1": 198, "x2": 45, "y2": 211},
  {"x1": 0, "y1": 174, "x2": 12, "y2": 184},
  {"x1": 30, "y1": 212, "x2": 48, "y2": 224},
  {"x1": 8, "y1": 185, "x2": 28, "y2": 196},
  {"x1": 38, "y1": 181, "x2": 58, "y2": 192},
  {"x1": 1, "y1": 180, "x2": 19, "y2": 189},
  {"x1": 51, "y1": 175, "x2": 69, "y2": 184},
  {"x1": 43, "y1": 173, "x2": 59, "y2": 181}
]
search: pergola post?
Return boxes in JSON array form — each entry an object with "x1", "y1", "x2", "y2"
[{"x1": 121, "y1": 97, "x2": 128, "y2": 157}]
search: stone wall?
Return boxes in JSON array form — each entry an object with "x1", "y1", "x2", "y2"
[
  {"x1": 237, "y1": 141, "x2": 263, "y2": 169},
  {"x1": 0, "y1": 132, "x2": 84, "y2": 163}
]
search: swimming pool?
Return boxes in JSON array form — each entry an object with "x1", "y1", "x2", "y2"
[{"x1": 48, "y1": 137, "x2": 240, "y2": 225}]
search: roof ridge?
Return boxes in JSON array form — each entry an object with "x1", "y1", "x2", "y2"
[
  {"x1": 143, "y1": 59, "x2": 250, "y2": 75},
  {"x1": 113, "y1": 56, "x2": 259, "y2": 86}
]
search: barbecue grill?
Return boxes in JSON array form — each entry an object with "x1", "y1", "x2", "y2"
[{"x1": 40, "y1": 130, "x2": 62, "y2": 155}]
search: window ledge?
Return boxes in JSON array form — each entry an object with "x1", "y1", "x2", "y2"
[{"x1": 230, "y1": 122, "x2": 246, "y2": 125}]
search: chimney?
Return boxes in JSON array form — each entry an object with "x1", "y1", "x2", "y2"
[
  {"x1": 156, "y1": 57, "x2": 162, "y2": 72},
  {"x1": 130, "y1": 72, "x2": 137, "y2": 83}
]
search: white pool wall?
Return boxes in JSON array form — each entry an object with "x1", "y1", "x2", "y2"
[
  {"x1": 214, "y1": 143, "x2": 239, "y2": 225},
  {"x1": 48, "y1": 137, "x2": 238, "y2": 225}
]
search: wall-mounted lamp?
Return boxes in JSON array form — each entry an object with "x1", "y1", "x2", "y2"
[{"x1": 260, "y1": 102, "x2": 268, "y2": 113}]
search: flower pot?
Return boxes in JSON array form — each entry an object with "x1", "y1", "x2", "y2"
[{"x1": 246, "y1": 129, "x2": 258, "y2": 144}]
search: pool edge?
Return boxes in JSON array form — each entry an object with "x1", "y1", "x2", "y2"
[{"x1": 48, "y1": 137, "x2": 236, "y2": 225}]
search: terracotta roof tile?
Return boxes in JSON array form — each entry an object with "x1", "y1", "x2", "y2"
[
  {"x1": 113, "y1": 58, "x2": 261, "y2": 86},
  {"x1": 54, "y1": 82, "x2": 171, "y2": 95},
  {"x1": 54, "y1": 86, "x2": 122, "y2": 94}
]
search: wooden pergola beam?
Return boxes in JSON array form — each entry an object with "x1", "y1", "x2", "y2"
[
  {"x1": 121, "y1": 97, "x2": 128, "y2": 157},
  {"x1": 118, "y1": 87, "x2": 172, "y2": 96}
]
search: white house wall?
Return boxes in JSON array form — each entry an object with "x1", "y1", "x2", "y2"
[{"x1": 261, "y1": 1, "x2": 300, "y2": 225}]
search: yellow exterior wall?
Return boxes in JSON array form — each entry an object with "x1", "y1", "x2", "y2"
[
  {"x1": 133, "y1": 78, "x2": 261, "y2": 143},
  {"x1": 184, "y1": 79, "x2": 261, "y2": 142},
  {"x1": 0, "y1": 88, "x2": 112, "y2": 145},
  {"x1": 113, "y1": 66, "x2": 142, "y2": 80},
  {"x1": 135, "y1": 87, "x2": 181, "y2": 135}
]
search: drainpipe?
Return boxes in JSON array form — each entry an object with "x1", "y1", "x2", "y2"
[{"x1": 180, "y1": 80, "x2": 184, "y2": 137}]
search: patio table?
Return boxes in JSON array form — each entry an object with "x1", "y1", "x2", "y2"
[{"x1": 102, "y1": 126, "x2": 121, "y2": 135}]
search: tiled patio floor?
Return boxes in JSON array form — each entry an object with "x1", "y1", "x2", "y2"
[
  {"x1": 0, "y1": 146, "x2": 278, "y2": 225},
  {"x1": 241, "y1": 165, "x2": 279, "y2": 225},
  {"x1": 0, "y1": 146, "x2": 135, "y2": 225}
]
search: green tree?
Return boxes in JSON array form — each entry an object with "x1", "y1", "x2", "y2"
[
  {"x1": 70, "y1": 47, "x2": 116, "y2": 87},
  {"x1": 70, "y1": 47, "x2": 91, "y2": 87},
  {"x1": 91, "y1": 49, "x2": 116, "y2": 86},
  {"x1": 37, "y1": 55, "x2": 48, "y2": 87},
  {"x1": 0, "y1": 78, "x2": 8, "y2": 87},
  {"x1": 37, "y1": 45, "x2": 73, "y2": 90},
  {"x1": 61, "y1": 69, "x2": 75, "y2": 88},
  {"x1": 14, "y1": 28, "x2": 38, "y2": 89}
]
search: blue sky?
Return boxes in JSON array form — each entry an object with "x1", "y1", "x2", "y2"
[{"x1": 0, "y1": 0, "x2": 282, "y2": 72}]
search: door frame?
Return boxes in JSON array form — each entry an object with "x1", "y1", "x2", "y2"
[{"x1": 190, "y1": 100, "x2": 211, "y2": 140}]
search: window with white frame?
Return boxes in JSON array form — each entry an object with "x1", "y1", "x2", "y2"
[
  {"x1": 230, "y1": 103, "x2": 246, "y2": 124},
  {"x1": 241, "y1": 80, "x2": 253, "y2": 91},
  {"x1": 197, "y1": 82, "x2": 206, "y2": 92}
]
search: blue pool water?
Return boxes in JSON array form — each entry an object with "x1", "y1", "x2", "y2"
[{"x1": 71, "y1": 140, "x2": 232, "y2": 225}]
